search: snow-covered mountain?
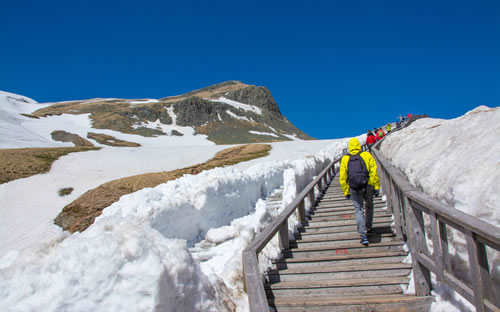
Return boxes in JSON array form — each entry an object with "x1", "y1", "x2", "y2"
[
  {"x1": 1, "y1": 86, "x2": 497, "y2": 312},
  {"x1": 0, "y1": 91, "x2": 56, "y2": 148},
  {"x1": 6, "y1": 81, "x2": 312, "y2": 148}
]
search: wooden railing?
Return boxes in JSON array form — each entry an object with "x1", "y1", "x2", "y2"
[
  {"x1": 371, "y1": 144, "x2": 500, "y2": 312},
  {"x1": 242, "y1": 154, "x2": 341, "y2": 311}
]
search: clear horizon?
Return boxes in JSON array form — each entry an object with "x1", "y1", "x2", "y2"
[{"x1": 2, "y1": 0, "x2": 499, "y2": 139}]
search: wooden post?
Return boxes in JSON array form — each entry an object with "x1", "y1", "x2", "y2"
[
  {"x1": 297, "y1": 199, "x2": 306, "y2": 224},
  {"x1": 466, "y1": 231, "x2": 491, "y2": 312},
  {"x1": 439, "y1": 221, "x2": 451, "y2": 274},
  {"x1": 429, "y1": 213, "x2": 444, "y2": 282},
  {"x1": 242, "y1": 251, "x2": 269, "y2": 311},
  {"x1": 389, "y1": 178, "x2": 403, "y2": 239},
  {"x1": 308, "y1": 190, "x2": 315, "y2": 210},
  {"x1": 278, "y1": 219, "x2": 289, "y2": 250},
  {"x1": 405, "y1": 197, "x2": 432, "y2": 296}
]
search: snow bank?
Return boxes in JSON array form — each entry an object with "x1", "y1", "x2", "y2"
[
  {"x1": 379, "y1": 106, "x2": 500, "y2": 226},
  {"x1": 379, "y1": 106, "x2": 500, "y2": 311},
  {"x1": 0, "y1": 140, "x2": 346, "y2": 311}
]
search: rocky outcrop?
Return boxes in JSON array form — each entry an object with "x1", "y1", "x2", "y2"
[
  {"x1": 87, "y1": 132, "x2": 141, "y2": 147},
  {"x1": 225, "y1": 86, "x2": 281, "y2": 115},
  {"x1": 51, "y1": 130, "x2": 94, "y2": 147}
]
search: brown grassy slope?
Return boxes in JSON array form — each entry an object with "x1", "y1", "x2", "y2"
[
  {"x1": 54, "y1": 144, "x2": 271, "y2": 233},
  {"x1": 0, "y1": 147, "x2": 100, "y2": 184}
]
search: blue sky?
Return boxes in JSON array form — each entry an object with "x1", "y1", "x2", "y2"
[{"x1": 2, "y1": 0, "x2": 499, "y2": 139}]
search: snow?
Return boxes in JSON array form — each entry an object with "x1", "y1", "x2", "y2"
[
  {"x1": 281, "y1": 133, "x2": 303, "y2": 141},
  {"x1": 128, "y1": 99, "x2": 159, "y2": 104},
  {"x1": 379, "y1": 106, "x2": 500, "y2": 227},
  {"x1": 225, "y1": 110, "x2": 254, "y2": 122},
  {"x1": 0, "y1": 137, "x2": 346, "y2": 311},
  {"x1": 1, "y1": 90, "x2": 497, "y2": 311},
  {"x1": 379, "y1": 105, "x2": 500, "y2": 312},
  {"x1": 248, "y1": 130, "x2": 279, "y2": 138},
  {"x1": 209, "y1": 97, "x2": 262, "y2": 115},
  {"x1": 0, "y1": 91, "x2": 57, "y2": 148}
]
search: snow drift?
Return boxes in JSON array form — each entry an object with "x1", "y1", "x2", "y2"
[{"x1": 0, "y1": 139, "x2": 346, "y2": 311}]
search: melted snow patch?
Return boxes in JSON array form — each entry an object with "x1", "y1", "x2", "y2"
[
  {"x1": 225, "y1": 110, "x2": 254, "y2": 122},
  {"x1": 128, "y1": 99, "x2": 159, "y2": 105},
  {"x1": 209, "y1": 97, "x2": 262, "y2": 115},
  {"x1": 282, "y1": 133, "x2": 303, "y2": 141},
  {"x1": 249, "y1": 131, "x2": 279, "y2": 138}
]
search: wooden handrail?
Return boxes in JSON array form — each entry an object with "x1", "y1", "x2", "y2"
[
  {"x1": 242, "y1": 153, "x2": 342, "y2": 311},
  {"x1": 371, "y1": 144, "x2": 500, "y2": 312}
]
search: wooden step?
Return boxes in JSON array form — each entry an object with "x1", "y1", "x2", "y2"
[
  {"x1": 306, "y1": 220, "x2": 392, "y2": 230},
  {"x1": 290, "y1": 240, "x2": 404, "y2": 253},
  {"x1": 266, "y1": 284, "x2": 404, "y2": 297},
  {"x1": 269, "y1": 294, "x2": 434, "y2": 312},
  {"x1": 315, "y1": 201, "x2": 386, "y2": 208},
  {"x1": 284, "y1": 245, "x2": 404, "y2": 260},
  {"x1": 293, "y1": 235, "x2": 398, "y2": 249},
  {"x1": 270, "y1": 261, "x2": 411, "y2": 275},
  {"x1": 300, "y1": 224, "x2": 393, "y2": 235},
  {"x1": 273, "y1": 250, "x2": 407, "y2": 264},
  {"x1": 312, "y1": 209, "x2": 392, "y2": 218},
  {"x1": 316, "y1": 200, "x2": 386, "y2": 208},
  {"x1": 267, "y1": 276, "x2": 409, "y2": 290},
  {"x1": 297, "y1": 231, "x2": 395, "y2": 242},
  {"x1": 297, "y1": 224, "x2": 393, "y2": 236},
  {"x1": 308, "y1": 216, "x2": 392, "y2": 225}
]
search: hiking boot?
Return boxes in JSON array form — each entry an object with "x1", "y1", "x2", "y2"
[{"x1": 360, "y1": 235, "x2": 369, "y2": 246}]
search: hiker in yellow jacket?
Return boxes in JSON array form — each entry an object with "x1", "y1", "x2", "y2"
[{"x1": 339, "y1": 138, "x2": 380, "y2": 245}]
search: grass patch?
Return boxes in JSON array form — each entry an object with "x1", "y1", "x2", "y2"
[
  {"x1": 58, "y1": 187, "x2": 74, "y2": 196},
  {"x1": 0, "y1": 147, "x2": 101, "y2": 184},
  {"x1": 54, "y1": 144, "x2": 272, "y2": 233}
]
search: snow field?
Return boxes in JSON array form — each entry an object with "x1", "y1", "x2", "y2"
[{"x1": 0, "y1": 139, "x2": 346, "y2": 311}]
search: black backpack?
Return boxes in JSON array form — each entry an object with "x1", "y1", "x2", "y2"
[{"x1": 347, "y1": 153, "x2": 369, "y2": 190}]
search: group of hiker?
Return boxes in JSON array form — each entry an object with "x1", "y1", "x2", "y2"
[
  {"x1": 339, "y1": 123, "x2": 393, "y2": 246},
  {"x1": 365, "y1": 123, "x2": 391, "y2": 148}
]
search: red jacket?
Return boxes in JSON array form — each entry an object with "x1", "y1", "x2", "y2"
[
  {"x1": 366, "y1": 134, "x2": 376, "y2": 145},
  {"x1": 376, "y1": 129, "x2": 385, "y2": 141}
]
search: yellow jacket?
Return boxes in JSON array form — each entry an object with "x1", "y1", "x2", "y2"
[{"x1": 339, "y1": 138, "x2": 380, "y2": 196}]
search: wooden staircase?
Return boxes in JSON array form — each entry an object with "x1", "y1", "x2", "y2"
[{"x1": 265, "y1": 178, "x2": 434, "y2": 311}]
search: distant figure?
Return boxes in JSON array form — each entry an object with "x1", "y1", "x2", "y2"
[
  {"x1": 386, "y1": 123, "x2": 392, "y2": 133},
  {"x1": 339, "y1": 138, "x2": 380, "y2": 246},
  {"x1": 366, "y1": 131, "x2": 376, "y2": 148},
  {"x1": 376, "y1": 128, "x2": 385, "y2": 141}
]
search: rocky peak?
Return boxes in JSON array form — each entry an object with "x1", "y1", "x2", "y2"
[{"x1": 224, "y1": 85, "x2": 281, "y2": 115}]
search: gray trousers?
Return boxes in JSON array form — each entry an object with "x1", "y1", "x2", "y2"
[{"x1": 350, "y1": 185, "x2": 374, "y2": 235}]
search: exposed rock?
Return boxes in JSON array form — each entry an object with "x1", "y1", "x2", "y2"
[
  {"x1": 51, "y1": 130, "x2": 94, "y2": 147},
  {"x1": 87, "y1": 132, "x2": 141, "y2": 147},
  {"x1": 173, "y1": 97, "x2": 227, "y2": 127},
  {"x1": 225, "y1": 85, "x2": 281, "y2": 115},
  {"x1": 171, "y1": 130, "x2": 183, "y2": 136}
]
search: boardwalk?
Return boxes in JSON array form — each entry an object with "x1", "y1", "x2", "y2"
[{"x1": 265, "y1": 177, "x2": 433, "y2": 311}]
